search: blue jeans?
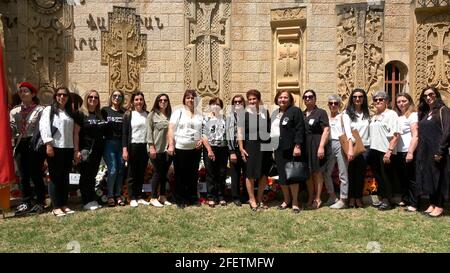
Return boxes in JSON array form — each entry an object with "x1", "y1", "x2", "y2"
[{"x1": 104, "y1": 139, "x2": 125, "y2": 198}]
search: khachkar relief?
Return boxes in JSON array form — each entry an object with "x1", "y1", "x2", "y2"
[
  {"x1": 185, "y1": 0, "x2": 231, "y2": 107},
  {"x1": 270, "y1": 7, "x2": 306, "y2": 101},
  {"x1": 336, "y1": 3, "x2": 384, "y2": 103},
  {"x1": 17, "y1": 0, "x2": 74, "y2": 105},
  {"x1": 415, "y1": 14, "x2": 450, "y2": 103},
  {"x1": 101, "y1": 7, "x2": 147, "y2": 95}
]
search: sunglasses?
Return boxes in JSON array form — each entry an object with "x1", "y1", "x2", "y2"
[
  {"x1": 303, "y1": 95, "x2": 315, "y2": 100},
  {"x1": 352, "y1": 95, "x2": 364, "y2": 99},
  {"x1": 112, "y1": 94, "x2": 123, "y2": 99},
  {"x1": 159, "y1": 98, "x2": 168, "y2": 102},
  {"x1": 56, "y1": 93, "x2": 68, "y2": 98},
  {"x1": 373, "y1": 98, "x2": 385, "y2": 103},
  {"x1": 423, "y1": 93, "x2": 436, "y2": 98},
  {"x1": 88, "y1": 95, "x2": 99, "y2": 100},
  {"x1": 328, "y1": 102, "x2": 339, "y2": 106},
  {"x1": 233, "y1": 100, "x2": 243, "y2": 104}
]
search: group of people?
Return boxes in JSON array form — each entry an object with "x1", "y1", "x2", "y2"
[{"x1": 9, "y1": 82, "x2": 450, "y2": 217}]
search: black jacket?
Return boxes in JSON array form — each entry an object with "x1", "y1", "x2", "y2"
[{"x1": 273, "y1": 105, "x2": 305, "y2": 151}]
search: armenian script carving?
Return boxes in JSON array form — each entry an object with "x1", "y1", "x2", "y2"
[
  {"x1": 415, "y1": 13, "x2": 450, "y2": 103},
  {"x1": 336, "y1": 3, "x2": 384, "y2": 103},
  {"x1": 270, "y1": 7, "x2": 306, "y2": 105},
  {"x1": 18, "y1": 0, "x2": 74, "y2": 104},
  {"x1": 185, "y1": 0, "x2": 231, "y2": 106},
  {"x1": 101, "y1": 6, "x2": 147, "y2": 95}
]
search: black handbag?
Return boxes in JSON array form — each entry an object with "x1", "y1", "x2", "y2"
[{"x1": 285, "y1": 160, "x2": 309, "y2": 182}]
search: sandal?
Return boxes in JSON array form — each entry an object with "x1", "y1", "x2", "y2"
[
  {"x1": 249, "y1": 201, "x2": 258, "y2": 212},
  {"x1": 116, "y1": 197, "x2": 125, "y2": 206},
  {"x1": 52, "y1": 209, "x2": 66, "y2": 217},
  {"x1": 208, "y1": 201, "x2": 216, "y2": 208},
  {"x1": 312, "y1": 199, "x2": 321, "y2": 209},
  {"x1": 277, "y1": 202, "x2": 291, "y2": 210},
  {"x1": 219, "y1": 200, "x2": 227, "y2": 206},
  {"x1": 258, "y1": 202, "x2": 268, "y2": 210},
  {"x1": 107, "y1": 197, "x2": 116, "y2": 207}
]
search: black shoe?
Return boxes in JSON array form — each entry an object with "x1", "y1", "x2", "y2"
[
  {"x1": 15, "y1": 203, "x2": 30, "y2": 216},
  {"x1": 378, "y1": 202, "x2": 392, "y2": 211},
  {"x1": 177, "y1": 203, "x2": 185, "y2": 209},
  {"x1": 292, "y1": 207, "x2": 300, "y2": 214},
  {"x1": 372, "y1": 201, "x2": 382, "y2": 207},
  {"x1": 27, "y1": 204, "x2": 45, "y2": 214},
  {"x1": 233, "y1": 200, "x2": 242, "y2": 207}
]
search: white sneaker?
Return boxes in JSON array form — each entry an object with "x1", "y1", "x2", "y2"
[
  {"x1": 150, "y1": 199, "x2": 164, "y2": 208},
  {"x1": 137, "y1": 199, "x2": 150, "y2": 206},
  {"x1": 83, "y1": 201, "x2": 101, "y2": 211},
  {"x1": 325, "y1": 197, "x2": 339, "y2": 206},
  {"x1": 130, "y1": 200, "x2": 138, "y2": 208},
  {"x1": 330, "y1": 200, "x2": 346, "y2": 209},
  {"x1": 163, "y1": 200, "x2": 172, "y2": 206}
]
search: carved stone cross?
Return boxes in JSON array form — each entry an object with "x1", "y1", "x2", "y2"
[
  {"x1": 428, "y1": 26, "x2": 450, "y2": 87},
  {"x1": 279, "y1": 43, "x2": 298, "y2": 77},
  {"x1": 101, "y1": 7, "x2": 147, "y2": 94},
  {"x1": 189, "y1": 2, "x2": 225, "y2": 93},
  {"x1": 340, "y1": 9, "x2": 382, "y2": 88}
]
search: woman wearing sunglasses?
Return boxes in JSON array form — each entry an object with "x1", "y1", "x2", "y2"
[
  {"x1": 146, "y1": 93, "x2": 172, "y2": 207},
  {"x1": 345, "y1": 88, "x2": 371, "y2": 208},
  {"x1": 226, "y1": 94, "x2": 248, "y2": 206},
  {"x1": 101, "y1": 90, "x2": 126, "y2": 206},
  {"x1": 39, "y1": 87, "x2": 77, "y2": 217},
  {"x1": 416, "y1": 87, "x2": 449, "y2": 217},
  {"x1": 368, "y1": 91, "x2": 401, "y2": 211},
  {"x1": 303, "y1": 89, "x2": 330, "y2": 209},
  {"x1": 323, "y1": 94, "x2": 352, "y2": 209},
  {"x1": 74, "y1": 90, "x2": 106, "y2": 211}
]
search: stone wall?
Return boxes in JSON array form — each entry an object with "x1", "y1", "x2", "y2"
[{"x1": 0, "y1": 1, "x2": 434, "y2": 109}]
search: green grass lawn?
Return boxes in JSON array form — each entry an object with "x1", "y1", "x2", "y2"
[{"x1": 1, "y1": 201, "x2": 449, "y2": 253}]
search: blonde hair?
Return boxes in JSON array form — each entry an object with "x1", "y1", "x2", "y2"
[{"x1": 82, "y1": 90, "x2": 102, "y2": 119}]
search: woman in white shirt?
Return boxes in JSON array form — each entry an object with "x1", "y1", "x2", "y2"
[
  {"x1": 324, "y1": 94, "x2": 353, "y2": 209},
  {"x1": 39, "y1": 87, "x2": 78, "y2": 217},
  {"x1": 122, "y1": 91, "x2": 149, "y2": 208},
  {"x1": 345, "y1": 88, "x2": 371, "y2": 208},
  {"x1": 369, "y1": 91, "x2": 400, "y2": 210},
  {"x1": 393, "y1": 93, "x2": 419, "y2": 212},
  {"x1": 167, "y1": 90, "x2": 203, "y2": 209}
]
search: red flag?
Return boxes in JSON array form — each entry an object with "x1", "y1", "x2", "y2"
[{"x1": 0, "y1": 40, "x2": 15, "y2": 210}]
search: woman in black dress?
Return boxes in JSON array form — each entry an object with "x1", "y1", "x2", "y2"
[
  {"x1": 416, "y1": 87, "x2": 449, "y2": 217},
  {"x1": 303, "y1": 90, "x2": 330, "y2": 209},
  {"x1": 238, "y1": 89, "x2": 271, "y2": 211}
]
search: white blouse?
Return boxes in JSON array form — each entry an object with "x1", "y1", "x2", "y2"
[
  {"x1": 329, "y1": 112, "x2": 353, "y2": 141},
  {"x1": 397, "y1": 112, "x2": 418, "y2": 153},
  {"x1": 131, "y1": 111, "x2": 148, "y2": 144},
  {"x1": 346, "y1": 110, "x2": 370, "y2": 146},
  {"x1": 170, "y1": 107, "x2": 203, "y2": 150},
  {"x1": 369, "y1": 109, "x2": 400, "y2": 153},
  {"x1": 39, "y1": 106, "x2": 74, "y2": 149}
]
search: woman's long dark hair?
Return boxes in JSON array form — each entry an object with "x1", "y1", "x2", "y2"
[
  {"x1": 150, "y1": 93, "x2": 172, "y2": 118},
  {"x1": 52, "y1": 87, "x2": 74, "y2": 119},
  {"x1": 128, "y1": 91, "x2": 147, "y2": 112},
  {"x1": 345, "y1": 88, "x2": 370, "y2": 122},
  {"x1": 418, "y1": 86, "x2": 446, "y2": 121}
]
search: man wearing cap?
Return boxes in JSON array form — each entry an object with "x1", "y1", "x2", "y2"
[{"x1": 9, "y1": 82, "x2": 46, "y2": 215}]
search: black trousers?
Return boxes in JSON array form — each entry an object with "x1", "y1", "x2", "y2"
[
  {"x1": 150, "y1": 152, "x2": 172, "y2": 198},
  {"x1": 348, "y1": 148, "x2": 370, "y2": 199},
  {"x1": 127, "y1": 143, "x2": 149, "y2": 200},
  {"x1": 369, "y1": 149, "x2": 399, "y2": 200},
  {"x1": 47, "y1": 148, "x2": 73, "y2": 208},
  {"x1": 78, "y1": 142, "x2": 104, "y2": 205},
  {"x1": 204, "y1": 146, "x2": 228, "y2": 202},
  {"x1": 230, "y1": 150, "x2": 248, "y2": 202},
  {"x1": 173, "y1": 148, "x2": 201, "y2": 205},
  {"x1": 14, "y1": 137, "x2": 46, "y2": 205},
  {"x1": 393, "y1": 152, "x2": 418, "y2": 206}
]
